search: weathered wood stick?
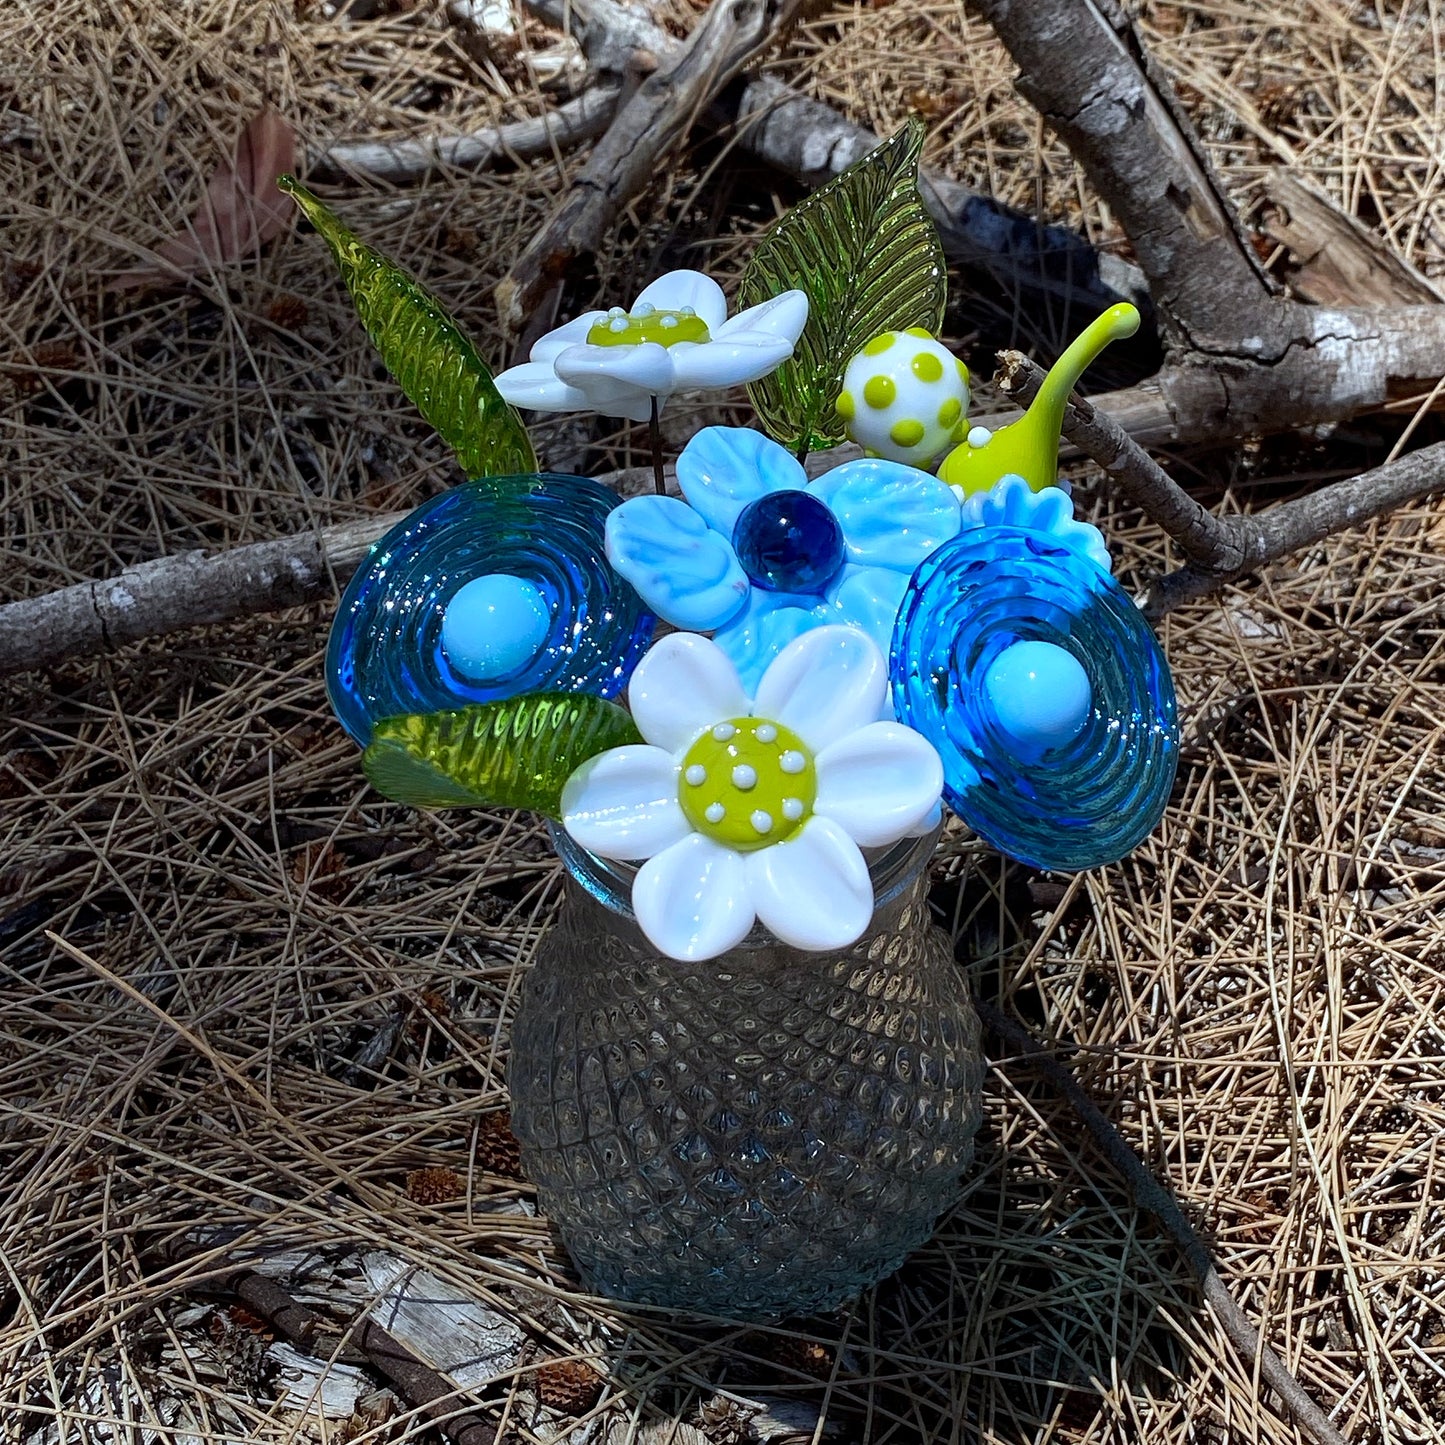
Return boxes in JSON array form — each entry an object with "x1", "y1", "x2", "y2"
[
  {"x1": 307, "y1": 88, "x2": 620, "y2": 184},
  {"x1": 495, "y1": 0, "x2": 810, "y2": 331},
  {"x1": 1000, "y1": 335, "x2": 1445, "y2": 616}
]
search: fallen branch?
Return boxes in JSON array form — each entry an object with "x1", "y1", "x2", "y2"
[
  {"x1": 973, "y1": 0, "x2": 1445, "y2": 437},
  {"x1": 0, "y1": 388, "x2": 1179, "y2": 678},
  {"x1": 495, "y1": 0, "x2": 810, "y2": 332},
  {"x1": 999, "y1": 351, "x2": 1445, "y2": 615},
  {"x1": 522, "y1": 0, "x2": 1149, "y2": 320},
  {"x1": 978, "y1": 999, "x2": 1351, "y2": 1445},
  {"x1": 307, "y1": 88, "x2": 620, "y2": 185}
]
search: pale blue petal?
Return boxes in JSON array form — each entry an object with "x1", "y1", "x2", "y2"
[
  {"x1": 809, "y1": 458, "x2": 961, "y2": 572},
  {"x1": 825, "y1": 564, "x2": 911, "y2": 662},
  {"x1": 604, "y1": 496, "x2": 750, "y2": 632},
  {"x1": 710, "y1": 586, "x2": 823, "y2": 696},
  {"x1": 675, "y1": 426, "x2": 807, "y2": 537}
]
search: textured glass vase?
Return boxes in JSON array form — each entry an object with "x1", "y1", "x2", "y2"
[{"x1": 509, "y1": 828, "x2": 984, "y2": 1321}]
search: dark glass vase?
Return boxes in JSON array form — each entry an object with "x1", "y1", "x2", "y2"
[{"x1": 508, "y1": 828, "x2": 984, "y2": 1321}]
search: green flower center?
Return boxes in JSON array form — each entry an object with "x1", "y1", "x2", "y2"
[
  {"x1": 678, "y1": 717, "x2": 816, "y2": 851},
  {"x1": 586, "y1": 304, "x2": 711, "y2": 349}
]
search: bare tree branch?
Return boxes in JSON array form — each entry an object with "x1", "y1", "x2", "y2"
[
  {"x1": 494, "y1": 0, "x2": 812, "y2": 332},
  {"x1": 978, "y1": 1000, "x2": 1351, "y2": 1445},
  {"x1": 523, "y1": 0, "x2": 1150, "y2": 320},
  {"x1": 306, "y1": 88, "x2": 619, "y2": 185},
  {"x1": 972, "y1": 0, "x2": 1445, "y2": 437}
]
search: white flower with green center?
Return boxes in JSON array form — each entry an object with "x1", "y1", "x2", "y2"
[
  {"x1": 560, "y1": 626, "x2": 944, "y2": 961},
  {"x1": 493, "y1": 270, "x2": 809, "y2": 423}
]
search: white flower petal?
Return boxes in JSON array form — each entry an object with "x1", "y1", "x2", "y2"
[
  {"x1": 554, "y1": 341, "x2": 675, "y2": 396},
  {"x1": 713, "y1": 289, "x2": 809, "y2": 345},
  {"x1": 669, "y1": 334, "x2": 795, "y2": 390},
  {"x1": 627, "y1": 632, "x2": 748, "y2": 752},
  {"x1": 530, "y1": 310, "x2": 606, "y2": 364},
  {"x1": 633, "y1": 270, "x2": 728, "y2": 331},
  {"x1": 814, "y1": 722, "x2": 944, "y2": 847},
  {"x1": 633, "y1": 833, "x2": 754, "y2": 961},
  {"x1": 753, "y1": 625, "x2": 888, "y2": 754},
  {"x1": 493, "y1": 360, "x2": 592, "y2": 414},
  {"x1": 746, "y1": 816, "x2": 873, "y2": 951},
  {"x1": 560, "y1": 745, "x2": 689, "y2": 860}
]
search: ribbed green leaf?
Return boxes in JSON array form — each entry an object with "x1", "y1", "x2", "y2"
[
  {"x1": 363, "y1": 692, "x2": 641, "y2": 816},
  {"x1": 279, "y1": 175, "x2": 535, "y2": 478},
  {"x1": 739, "y1": 119, "x2": 947, "y2": 455}
]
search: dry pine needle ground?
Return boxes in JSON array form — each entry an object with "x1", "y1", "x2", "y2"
[{"x1": 2, "y1": 1, "x2": 1445, "y2": 1442}]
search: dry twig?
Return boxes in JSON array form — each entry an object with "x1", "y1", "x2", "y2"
[{"x1": 495, "y1": 0, "x2": 811, "y2": 331}]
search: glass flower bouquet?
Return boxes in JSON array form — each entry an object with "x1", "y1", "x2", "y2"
[{"x1": 281, "y1": 120, "x2": 1178, "y2": 1320}]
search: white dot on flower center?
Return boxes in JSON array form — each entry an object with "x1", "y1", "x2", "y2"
[
  {"x1": 705, "y1": 802, "x2": 725, "y2": 824},
  {"x1": 754, "y1": 723, "x2": 778, "y2": 742},
  {"x1": 684, "y1": 764, "x2": 706, "y2": 786},
  {"x1": 634, "y1": 300, "x2": 655, "y2": 316},
  {"x1": 782, "y1": 797, "x2": 804, "y2": 821},
  {"x1": 608, "y1": 306, "x2": 625, "y2": 317},
  {"x1": 609, "y1": 317, "x2": 628, "y2": 333},
  {"x1": 712, "y1": 722, "x2": 736, "y2": 741},
  {"x1": 660, "y1": 314, "x2": 678, "y2": 329},
  {"x1": 750, "y1": 810, "x2": 773, "y2": 835},
  {"x1": 681, "y1": 305, "x2": 696, "y2": 317},
  {"x1": 732, "y1": 764, "x2": 757, "y2": 790},
  {"x1": 967, "y1": 425, "x2": 992, "y2": 449},
  {"x1": 779, "y1": 750, "x2": 806, "y2": 774}
]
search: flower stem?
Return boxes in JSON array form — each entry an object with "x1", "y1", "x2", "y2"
[{"x1": 649, "y1": 397, "x2": 666, "y2": 496}]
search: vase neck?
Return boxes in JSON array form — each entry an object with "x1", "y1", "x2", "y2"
[{"x1": 547, "y1": 822, "x2": 942, "y2": 951}]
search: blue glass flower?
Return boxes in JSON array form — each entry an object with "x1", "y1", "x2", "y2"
[
  {"x1": 890, "y1": 519, "x2": 1177, "y2": 872},
  {"x1": 605, "y1": 426, "x2": 961, "y2": 691},
  {"x1": 328, "y1": 473, "x2": 655, "y2": 745}
]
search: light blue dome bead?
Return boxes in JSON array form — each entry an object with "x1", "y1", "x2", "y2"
[
  {"x1": 441, "y1": 573, "x2": 552, "y2": 682},
  {"x1": 983, "y1": 640, "x2": 1092, "y2": 756}
]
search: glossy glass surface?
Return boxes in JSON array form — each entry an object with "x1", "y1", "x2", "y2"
[
  {"x1": 891, "y1": 526, "x2": 1178, "y2": 871},
  {"x1": 732, "y1": 489, "x2": 845, "y2": 594},
  {"x1": 327, "y1": 474, "x2": 654, "y2": 745},
  {"x1": 510, "y1": 831, "x2": 984, "y2": 1320}
]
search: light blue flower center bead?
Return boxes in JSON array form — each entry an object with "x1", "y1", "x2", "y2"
[
  {"x1": 441, "y1": 573, "x2": 552, "y2": 682},
  {"x1": 982, "y1": 640, "x2": 1093, "y2": 756}
]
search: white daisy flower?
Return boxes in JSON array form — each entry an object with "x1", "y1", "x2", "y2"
[
  {"x1": 493, "y1": 269, "x2": 809, "y2": 424},
  {"x1": 560, "y1": 626, "x2": 944, "y2": 961}
]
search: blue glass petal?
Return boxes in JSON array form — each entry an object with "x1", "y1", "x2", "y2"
[
  {"x1": 825, "y1": 563, "x2": 910, "y2": 661},
  {"x1": 809, "y1": 458, "x2": 960, "y2": 572},
  {"x1": 604, "y1": 494, "x2": 750, "y2": 631},
  {"x1": 327, "y1": 473, "x2": 655, "y2": 745},
  {"x1": 675, "y1": 426, "x2": 806, "y2": 536},
  {"x1": 891, "y1": 526, "x2": 1177, "y2": 871},
  {"x1": 958, "y1": 474, "x2": 1111, "y2": 575},
  {"x1": 710, "y1": 586, "x2": 825, "y2": 696}
]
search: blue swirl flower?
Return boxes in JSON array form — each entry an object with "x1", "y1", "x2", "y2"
[
  {"x1": 328, "y1": 474, "x2": 655, "y2": 745},
  {"x1": 605, "y1": 426, "x2": 961, "y2": 691},
  {"x1": 890, "y1": 523, "x2": 1177, "y2": 871}
]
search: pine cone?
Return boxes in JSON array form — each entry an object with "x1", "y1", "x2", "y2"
[
  {"x1": 406, "y1": 1166, "x2": 464, "y2": 1205},
  {"x1": 476, "y1": 1108, "x2": 525, "y2": 1179},
  {"x1": 535, "y1": 1358, "x2": 604, "y2": 1414}
]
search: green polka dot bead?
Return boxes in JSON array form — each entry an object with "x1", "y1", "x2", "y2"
[{"x1": 833, "y1": 330, "x2": 971, "y2": 468}]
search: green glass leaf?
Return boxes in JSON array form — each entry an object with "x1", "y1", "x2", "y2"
[
  {"x1": 739, "y1": 119, "x2": 947, "y2": 456},
  {"x1": 362, "y1": 692, "x2": 641, "y2": 816},
  {"x1": 279, "y1": 175, "x2": 535, "y2": 478}
]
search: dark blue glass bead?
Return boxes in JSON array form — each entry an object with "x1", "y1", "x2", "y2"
[
  {"x1": 732, "y1": 489, "x2": 845, "y2": 595},
  {"x1": 326, "y1": 473, "x2": 655, "y2": 746},
  {"x1": 890, "y1": 525, "x2": 1177, "y2": 872}
]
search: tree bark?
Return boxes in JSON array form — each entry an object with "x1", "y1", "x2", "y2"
[{"x1": 972, "y1": 0, "x2": 1445, "y2": 437}]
